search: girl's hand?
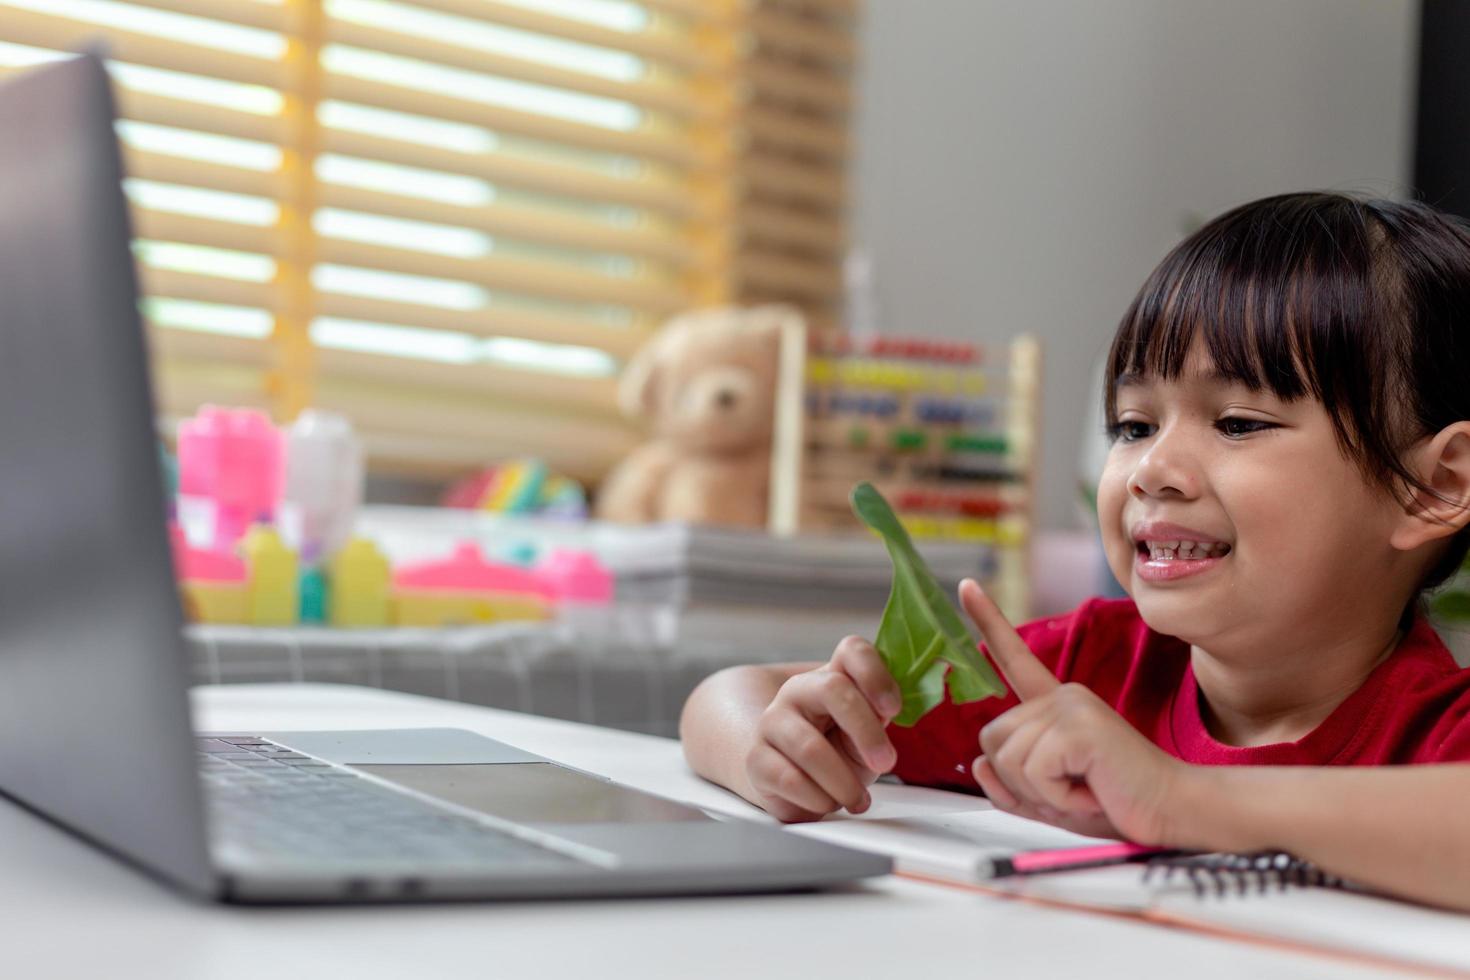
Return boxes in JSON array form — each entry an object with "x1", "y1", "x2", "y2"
[
  {"x1": 745, "y1": 636, "x2": 902, "y2": 822},
  {"x1": 959, "y1": 580, "x2": 1184, "y2": 845}
]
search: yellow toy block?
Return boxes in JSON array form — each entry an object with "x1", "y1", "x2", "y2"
[
  {"x1": 180, "y1": 581, "x2": 248, "y2": 624},
  {"x1": 328, "y1": 537, "x2": 391, "y2": 628},
  {"x1": 242, "y1": 525, "x2": 298, "y2": 626},
  {"x1": 391, "y1": 590, "x2": 550, "y2": 627}
]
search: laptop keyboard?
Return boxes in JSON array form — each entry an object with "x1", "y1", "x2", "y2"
[{"x1": 197, "y1": 736, "x2": 587, "y2": 869}]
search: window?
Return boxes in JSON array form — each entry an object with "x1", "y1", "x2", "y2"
[{"x1": 0, "y1": 0, "x2": 854, "y2": 484}]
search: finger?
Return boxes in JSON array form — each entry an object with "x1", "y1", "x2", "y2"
[
  {"x1": 1060, "y1": 783, "x2": 1105, "y2": 818},
  {"x1": 976, "y1": 758, "x2": 1097, "y2": 832},
  {"x1": 831, "y1": 635, "x2": 903, "y2": 722},
  {"x1": 789, "y1": 669, "x2": 896, "y2": 772},
  {"x1": 766, "y1": 714, "x2": 872, "y2": 814},
  {"x1": 959, "y1": 578, "x2": 1059, "y2": 701},
  {"x1": 973, "y1": 756, "x2": 1048, "y2": 824},
  {"x1": 835, "y1": 729, "x2": 881, "y2": 784},
  {"x1": 1024, "y1": 730, "x2": 1103, "y2": 816},
  {"x1": 1056, "y1": 731, "x2": 1109, "y2": 818},
  {"x1": 764, "y1": 798, "x2": 829, "y2": 825},
  {"x1": 976, "y1": 697, "x2": 1048, "y2": 756},
  {"x1": 747, "y1": 743, "x2": 840, "y2": 817},
  {"x1": 972, "y1": 755, "x2": 1018, "y2": 810},
  {"x1": 986, "y1": 715, "x2": 1053, "y2": 811},
  {"x1": 1032, "y1": 797, "x2": 1121, "y2": 839}
]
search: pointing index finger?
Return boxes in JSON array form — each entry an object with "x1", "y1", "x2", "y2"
[{"x1": 958, "y1": 578, "x2": 1059, "y2": 701}]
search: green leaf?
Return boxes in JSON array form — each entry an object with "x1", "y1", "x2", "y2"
[{"x1": 851, "y1": 482, "x2": 1008, "y2": 726}]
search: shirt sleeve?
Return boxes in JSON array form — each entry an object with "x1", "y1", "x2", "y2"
[{"x1": 884, "y1": 602, "x2": 1087, "y2": 793}]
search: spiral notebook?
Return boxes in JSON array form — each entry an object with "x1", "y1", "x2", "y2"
[{"x1": 794, "y1": 807, "x2": 1470, "y2": 977}]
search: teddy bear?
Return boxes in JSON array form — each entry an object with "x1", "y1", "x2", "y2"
[{"x1": 595, "y1": 305, "x2": 801, "y2": 529}]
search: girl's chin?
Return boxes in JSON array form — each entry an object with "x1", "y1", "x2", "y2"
[{"x1": 1129, "y1": 596, "x2": 1217, "y2": 646}]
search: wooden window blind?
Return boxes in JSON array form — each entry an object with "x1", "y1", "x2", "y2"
[{"x1": 0, "y1": 0, "x2": 855, "y2": 485}]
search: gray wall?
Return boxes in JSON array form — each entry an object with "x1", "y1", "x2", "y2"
[{"x1": 851, "y1": 0, "x2": 1417, "y2": 530}]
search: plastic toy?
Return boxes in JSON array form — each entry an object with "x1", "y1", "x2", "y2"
[
  {"x1": 534, "y1": 549, "x2": 614, "y2": 604},
  {"x1": 282, "y1": 410, "x2": 363, "y2": 565},
  {"x1": 299, "y1": 567, "x2": 327, "y2": 625},
  {"x1": 169, "y1": 524, "x2": 247, "y2": 624},
  {"x1": 499, "y1": 541, "x2": 539, "y2": 566},
  {"x1": 441, "y1": 459, "x2": 588, "y2": 519},
  {"x1": 481, "y1": 459, "x2": 547, "y2": 513},
  {"x1": 392, "y1": 542, "x2": 553, "y2": 626},
  {"x1": 176, "y1": 407, "x2": 284, "y2": 551},
  {"x1": 327, "y1": 537, "x2": 392, "y2": 628},
  {"x1": 241, "y1": 525, "x2": 298, "y2": 626}
]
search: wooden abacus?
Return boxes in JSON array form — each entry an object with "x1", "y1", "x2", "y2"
[{"x1": 768, "y1": 322, "x2": 1041, "y2": 619}]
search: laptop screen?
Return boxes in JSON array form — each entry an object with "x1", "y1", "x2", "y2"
[{"x1": 0, "y1": 54, "x2": 214, "y2": 896}]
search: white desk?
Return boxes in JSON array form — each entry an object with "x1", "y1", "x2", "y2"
[{"x1": 0, "y1": 684, "x2": 1399, "y2": 980}]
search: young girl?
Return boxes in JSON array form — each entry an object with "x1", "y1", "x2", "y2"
[{"x1": 680, "y1": 192, "x2": 1470, "y2": 910}]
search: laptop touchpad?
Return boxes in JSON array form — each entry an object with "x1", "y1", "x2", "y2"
[{"x1": 356, "y1": 763, "x2": 711, "y2": 824}]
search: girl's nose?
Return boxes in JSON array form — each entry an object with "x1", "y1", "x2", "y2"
[{"x1": 1128, "y1": 428, "x2": 1201, "y2": 500}]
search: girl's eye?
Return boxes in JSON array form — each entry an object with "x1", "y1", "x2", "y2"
[
  {"x1": 1106, "y1": 420, "x2": 1155, "y2": 443},
  {"x1": 1215, "y1": 416, "x2": 1277, "y2": 438}
]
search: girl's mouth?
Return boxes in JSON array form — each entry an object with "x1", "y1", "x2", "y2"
[{"x1": 1134, "y1": 539, "x2": 1231, "y2": 582}]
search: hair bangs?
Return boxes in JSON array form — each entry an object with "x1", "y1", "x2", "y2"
[{"x1": 1103, "y1": 195, "x2": 1393, "y2": 465}]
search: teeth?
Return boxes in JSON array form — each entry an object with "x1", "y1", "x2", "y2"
[{"x1": 1144, "y1": 539, "x2": 1229, "y2": 561}]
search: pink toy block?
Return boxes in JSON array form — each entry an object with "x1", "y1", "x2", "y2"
[
  {"x1": 393, "y1": 542, "x2": 555, "y2": 600},
  {"x1": 534, "y1": 549, "x2": 613, "y2": 604},
  {"x1": 177, "y1": 406, "x2": 284, "y2": 549},
  {"x1": 168, "y1": 524, "x2": 245, "y2": 583}
]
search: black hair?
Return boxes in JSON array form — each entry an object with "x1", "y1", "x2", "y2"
[{"x1": 1104, "y1": 192, "x2": 1470, "y2": 618}]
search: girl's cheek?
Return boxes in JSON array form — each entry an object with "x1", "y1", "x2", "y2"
[
  {"x1": 1094, "y1": 468, "x2": 1135, "y2": 587},
  {"x1": 1095, "y1": 459, "x2": 1130, "y2": 526},
  {"x1": 1103, "y1": 539, "x2": 1134, "y2": 595}
]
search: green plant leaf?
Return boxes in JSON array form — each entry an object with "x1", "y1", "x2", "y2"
[{"x1": 851, "y1": 482, "x2": 1008, "y2": 726}]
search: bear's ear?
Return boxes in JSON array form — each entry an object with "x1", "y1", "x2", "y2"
[
  {"x1": 747, "y1": 304, "x2": 804, "y2": 359},
  {"x1": 616, "y1": 327, "x2": 669, "y2": 421},
  {"x1": 748, "y1": 304, "x2": 803, "y2": 342}
]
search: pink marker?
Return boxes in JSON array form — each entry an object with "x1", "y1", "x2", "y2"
[{"x1": 986, "y1": 842, "x2": 1180, "y2": 879}]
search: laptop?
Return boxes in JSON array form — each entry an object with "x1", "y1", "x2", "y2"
[{"x1": 0, "y1": 53, "x2": 890, "y2": 903}]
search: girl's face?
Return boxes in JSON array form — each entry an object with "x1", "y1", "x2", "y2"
[{"x1": 1096, "y1": 342, "x2": 1413, "y2": 653}]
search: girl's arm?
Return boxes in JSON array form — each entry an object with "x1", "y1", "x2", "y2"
[
  {"x1": 957, "y1": 578, "x2": 1470, "y2": 910},
  {"x1": 972, "y1": 665, "x2": 1470, "y2": 909},
  {"x1": 1171, "y1": 763, "x2": 1470, "y2": 909}
]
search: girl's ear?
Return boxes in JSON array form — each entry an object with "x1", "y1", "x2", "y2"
[{"x1": 1391, "y1": 422, "x2": 1470, "y2": 551}]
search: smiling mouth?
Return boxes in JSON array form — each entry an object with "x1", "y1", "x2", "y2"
[{"x1": 1135, "y1": 540, "x2": 1232, "y2": 561}]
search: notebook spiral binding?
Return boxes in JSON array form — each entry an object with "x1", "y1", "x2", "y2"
[{"x1": 1143, "y1": 851, "x2": 1353, "y2": 899}]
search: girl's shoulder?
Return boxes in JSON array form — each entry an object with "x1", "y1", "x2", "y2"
[
  {"x1": 1391, "y1": 616, "x2": 1468, "y2": 678},
  {"x1": 1358, "y1": 618, "x2": 1470, "y2": 763}
]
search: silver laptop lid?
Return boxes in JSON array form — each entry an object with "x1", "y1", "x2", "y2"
[{"x1": 0, "y1": 53, "x2": 215, "y2": 896}]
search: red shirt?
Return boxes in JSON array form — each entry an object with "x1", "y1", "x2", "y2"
[{"x1": 887, "y1": 597, "x2": 1470, "y2": 793}]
